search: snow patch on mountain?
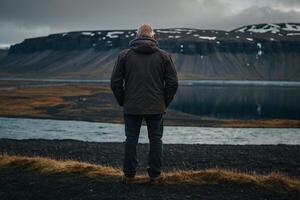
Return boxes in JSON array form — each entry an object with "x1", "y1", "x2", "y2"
[
  {"x1": 257, "y1": 43, "x2": 262, "y2": 48},
  {"x1": 192, "y1": 34, "x2": 217, "y2": 40},
  {"x1": 198, "y1": 36, "x2": 216, "y2": 40},
  {"x1": 106, "y1": 31, "x2": 124, "y2": 38},
  {"x1": 81, "y1": 32, "x2": 95, "y2": 36},
  {"x1": 283, "y1": 24, "x2": 300, "y2": 32},
  {"x1": 233, "y1": 23, "x2": 300, "y2": 35},
  {"x1": 168, "y1": 35, "x2": 181, "y2": 39},
  {"x1": 287, "y1": 33, "x2": 300, "y2": 36}
]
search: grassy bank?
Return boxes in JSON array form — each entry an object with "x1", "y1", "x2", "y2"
[{"x1": 1, "y1": 154, "x2": 299, "y2": 193}]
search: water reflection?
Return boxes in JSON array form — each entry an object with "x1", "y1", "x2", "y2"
[{"x1": 170, "y1": 85, "x2": 300, "y2": 119}]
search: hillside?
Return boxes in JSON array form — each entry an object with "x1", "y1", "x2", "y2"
[{"x1": 0, "y1": 23, "x2": 300, "y2": 80}]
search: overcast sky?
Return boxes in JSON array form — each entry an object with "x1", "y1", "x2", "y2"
[{"x1": 0, "y1": 0, "x2": 300, "y2": 45}]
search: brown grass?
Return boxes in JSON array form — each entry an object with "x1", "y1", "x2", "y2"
[
  {"x1": 0, "y1": 154, "x2": 299, "y2": 193},
  {"x1": 0, "y1": 96, "x2": 65, "y2": 116},
  {"x1": 0, "y1": 154, "x2": 122, "y2": 181},
  {"x1": 0, "y1": 85, "x2": 110, "y2": 117},
  {"x1": 0, "y1": 85, "x2": 110, "y2": 97}
]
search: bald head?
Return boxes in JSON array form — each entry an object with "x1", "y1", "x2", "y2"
[{"x1": 137, "y1": 24, "x2": 155, "y2": 38}]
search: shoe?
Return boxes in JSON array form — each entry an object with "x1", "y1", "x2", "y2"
[
  {"x1": 149, "y1": 174, "x2": 164, "y2": 184},
  {"x1": 122, "y1": 175, "x2": 135, "y2": 184}
]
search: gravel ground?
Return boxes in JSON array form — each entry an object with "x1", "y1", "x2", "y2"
[{"x1": 0, "y1": 139, "x2": 299, "y2": 200}]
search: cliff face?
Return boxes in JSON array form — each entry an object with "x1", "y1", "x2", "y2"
[{"x1": 1, "y1": 23, "x2": 300, "y2": 80}]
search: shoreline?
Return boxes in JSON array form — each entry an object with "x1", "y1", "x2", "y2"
[
  {"x1": 1, "y1": 114, "x2": 300, "y2": 128},
  {"x1": 1, "y1": 77, "x2": 300, "y2": 86}
]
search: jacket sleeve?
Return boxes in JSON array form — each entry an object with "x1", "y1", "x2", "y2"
[
  {"x1": 110, "y1": 53, "x2": 126, "y2": 106},
  {"x1": 164, "y1": 54, "x2": 178, "y2": 107}
]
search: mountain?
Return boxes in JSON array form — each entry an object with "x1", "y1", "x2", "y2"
[{"x1": 0, "y1": 23, "x2": 300, "y2": 80}]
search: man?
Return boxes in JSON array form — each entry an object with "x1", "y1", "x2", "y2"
[{"x1": 110, "y1": 24, "x2": 178, "y2": 183}]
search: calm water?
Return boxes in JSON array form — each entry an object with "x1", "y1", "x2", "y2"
[
  {"x1": 0, "y1": 117, "x2": 299, "y2": 144},
  {"x1": 170, "y1": 85, "x2": 300, "y2": 120}
]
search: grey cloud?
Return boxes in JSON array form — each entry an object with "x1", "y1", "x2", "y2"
[
  {"x1": 0, "y1": 0, "x2": 187, "y2": 29},
  {"x1": 223, "y1": 6, "x2": 300, "y2": 30},
  {"x1": 0, "y1": 0, "x2": 299, "y2": 45}
]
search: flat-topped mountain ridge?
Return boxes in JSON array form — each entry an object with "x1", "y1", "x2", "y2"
[{"x1": 1, "y1": 23, "x2": 300, "y2": 80}]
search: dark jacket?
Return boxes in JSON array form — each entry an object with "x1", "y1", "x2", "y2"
[{"x1": 110, "y1": 36, "x2": 178, "y2": 114}]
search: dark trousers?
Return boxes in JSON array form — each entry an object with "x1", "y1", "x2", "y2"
[{"x1": 123, "y1": 113, "x2": 164, "y2": 178}]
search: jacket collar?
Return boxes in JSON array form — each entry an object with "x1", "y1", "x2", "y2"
[
  {"x1": 129, "y1": 35, "x2": 159, "y2": 47},
  {"x1": 129, "y1": 35, "x2": 159, "y2": 54}
]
